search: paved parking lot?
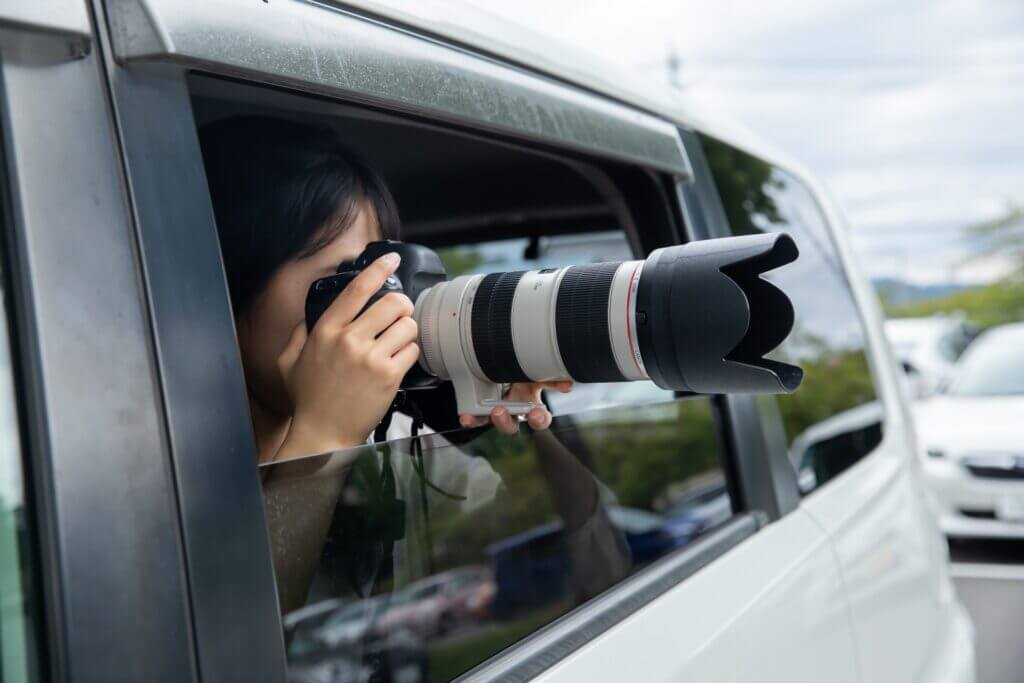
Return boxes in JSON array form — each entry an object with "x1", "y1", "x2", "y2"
[{"x1": 950, "y1": 540, "x2": 1024, "y2": 683}]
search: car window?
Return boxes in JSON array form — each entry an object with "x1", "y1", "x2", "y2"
[
  {"x1": 196, "y1": 99, "x2": 736, "y2": 680},
  {"x1": 264, "y1": 381, "x2": 729, "y2": 681},
  {"x1": 949, "y1": 330, "x2": 1024, "y2": 397},
  {"x1": 699, "y1": 135, "x2": 883, "y2": 495},
  {"x1": 0, "y1": 263, "x2": 41, "y2": 682},
  {"x1": 938, "y1": 327, "x2": 972, "y2": 363}
]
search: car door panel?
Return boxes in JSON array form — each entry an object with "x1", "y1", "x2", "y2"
[
  {"x1": 802, "y1": 179, "x2": 973, "y2": 683},
  {"x1": 536, "y1": 509, "x2": 858, "y2": 683}
]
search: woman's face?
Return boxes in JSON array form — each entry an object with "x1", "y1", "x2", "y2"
[{"x1": 238, "y1": 202, "x2": 382, "y2": 416}]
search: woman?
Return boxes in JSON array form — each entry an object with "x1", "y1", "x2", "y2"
[{"x1": 199, "y1": 116, "x2": 628, "y2": 614}]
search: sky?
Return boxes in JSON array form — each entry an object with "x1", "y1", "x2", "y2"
[{"x1": 465, "y1": 0, "x2": 1024, "y2": 285}]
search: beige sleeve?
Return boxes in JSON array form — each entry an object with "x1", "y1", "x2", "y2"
[{"x1": 563, "y1": 488, "x2": 632, "y2": 604}]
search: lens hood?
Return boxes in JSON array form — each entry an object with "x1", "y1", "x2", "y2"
[{"x1": 635, "y1": 232, "x2": 803, "y2": 394}]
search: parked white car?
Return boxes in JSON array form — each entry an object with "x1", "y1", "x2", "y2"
[
  {"x1": 915, "y1": 322, "x2": 1024, "y2": 538},
  {"x1": 885, "y1": 316, "x2": 976, "y2": 397}
]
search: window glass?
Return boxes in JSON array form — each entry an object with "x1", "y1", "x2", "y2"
[
  {"x1": 937, "y1": 327, "x2": 972, "y2": 363},
  {"x1": 0, "y1": 279, "x2": 41, "y2": 681},
  {"x1": 266, "y1": 395, "x2": 729, "y2": 682},
  {"x1": 699, "y1": 135, "x2": 883, "y2": 495},
  {"x1": 949, "y1": 328, "x2": 1024, "y2": 397}
]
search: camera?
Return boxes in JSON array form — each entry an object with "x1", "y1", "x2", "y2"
[{"x1": 307, "y1": 236, "x2": 803, "y2": 415}]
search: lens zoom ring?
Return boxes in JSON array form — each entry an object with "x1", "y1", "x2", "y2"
[
  {"x1": 556, "y1": 263, "x2": 626, "y2": 383},
  {"x1": 471, "y1": 272, "x2": 530, "y2": 383}
]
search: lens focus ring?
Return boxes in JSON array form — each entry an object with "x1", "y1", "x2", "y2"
[
  {"x1": 471, "y1": 272, "x2": 531, "y2": 383},
  {"x1": 555, "y1": 263, "x2": 626, "y2": 383}
]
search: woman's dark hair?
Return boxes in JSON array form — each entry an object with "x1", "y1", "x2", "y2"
[{"x1": 198, "y1": 116, "x2": 400, "y2": 314}]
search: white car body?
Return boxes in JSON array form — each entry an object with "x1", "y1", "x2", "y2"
[{"x1": 915, "y1": 323, "x2": 1024, "y2": 538}]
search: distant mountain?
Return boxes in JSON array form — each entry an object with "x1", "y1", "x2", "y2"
[{"x1": 872, "y1": 278, "x2": 976, "y2": 307}]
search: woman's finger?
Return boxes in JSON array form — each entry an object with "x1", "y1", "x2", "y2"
[
  {"x1": 459, "y1": 414, "x2": 488, "y2": 428},
  {"x1": 349, "y1": 292, "x2": 414, "y2": 339},
  {"x1": 389, "y1": 341, "x2": 421, "y2": 378},
  {"x1": 490, "y1": 407, "x2": 519, "y2": 435},
  {"x1": 374, "y1": 316, "x2": 419, "y2": 357},
  {"x1": 531, "y1": 380, "x2": 573, "y2": 393},
  {"x1": 504, "y1": 381, "x2": 573, "y2": 403},
  {"x1": 526, "y1": 406, "x2": 552, "y2": 431},
  {"x1": 320, "y1": 252, "x2": 402, "y2": 330},
  {"x1": 505, "y1": 383, "x2": 541, "y2": 403}
]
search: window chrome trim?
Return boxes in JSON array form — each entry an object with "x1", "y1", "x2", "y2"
[
  {"x1": 103, "y1": 0, "x2": 691, "y2": 178},
  {"x1": 456, "y1": 514, "x2": 760, "y2": 683}
]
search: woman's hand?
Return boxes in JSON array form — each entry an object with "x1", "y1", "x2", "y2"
[
  {"x1": 458, "y1": 381, "x2": 573, "y2": 434},
  {"x1": 274, "y1": 253, "x2": 419, "y2": 459}
]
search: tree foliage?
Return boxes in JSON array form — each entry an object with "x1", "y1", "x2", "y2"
[
  {"x1": 435, "y1": 246, "x2": 483, "y2": 277},
  {"x1": 699, "y1": 135, "x2": 784, "y2": 235},
  {"x1": 891, "y1": 278, "x2": 1024, "y2": 330},
  {"x1": 961, "y1": 202, "x2": 1024, "y2": 272}
]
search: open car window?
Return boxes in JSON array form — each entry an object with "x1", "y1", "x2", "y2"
[{"x1": 190, "y1": 75, "x2": 743, "y2": 681}]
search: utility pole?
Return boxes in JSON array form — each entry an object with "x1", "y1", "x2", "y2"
[{"x1": 667, "y1": 49, "x2": 682, "y2": 90}]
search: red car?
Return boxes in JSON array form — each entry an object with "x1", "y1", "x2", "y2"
[{"x1": 378, "y1": 567, "x2": 496, "y2": 639}]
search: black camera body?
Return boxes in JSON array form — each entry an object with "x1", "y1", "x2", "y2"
[{"x1": 305, "y1": 240, "x2": 447, "y2": 390}]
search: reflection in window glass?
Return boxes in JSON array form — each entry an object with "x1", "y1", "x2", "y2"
[
  {"x1": 435, "y1": 232, "x2": 673, "y2": 415},
  {"x1": 0, "y1": 292, "x2": 40, "y2": 681},
  {"x1": 265, "y1": 398, "x2": 729, "y2": 682},
  {"x1": 699, "y1": 135, "x2": 883, "y2": 495}
]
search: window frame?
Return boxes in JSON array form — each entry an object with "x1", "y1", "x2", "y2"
[
  {"x1": 0, "y1": 5, "x2": 198, "y2": 680},
  {"x1": 90, "y1": 4, "x2": 772, "y2": 681},
  {"x1": 683, "y1": 127, "x2": 889, "y2": 500}
]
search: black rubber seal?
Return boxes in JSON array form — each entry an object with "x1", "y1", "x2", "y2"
[
  {"x1": 555, "y1": 264, "x2": 626, "y2": 383},
  {"x1": 471, "y1": 271, "x2": 530, "y2": 383}
]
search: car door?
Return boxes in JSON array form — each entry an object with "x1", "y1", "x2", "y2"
[
  {"x1": 93, "y1": 1, "x2": 862, "y2": 682},
  {"x1": 691, "y1": 130, "x2": 974, "y2": 683}
]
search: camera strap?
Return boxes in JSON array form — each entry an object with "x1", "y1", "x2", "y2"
[
  {"x1": 370, "y1": 390, "x2": 469, "y2": 575},
  {"x1": 372, "y1": 390, "x2": 406, "y2": 444}
]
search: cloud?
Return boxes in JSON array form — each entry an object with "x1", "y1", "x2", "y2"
[{"x1": 466, "y1": 0, "x2": 1024, "y2": 283}]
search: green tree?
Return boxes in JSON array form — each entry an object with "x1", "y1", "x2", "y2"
[
  {"x1": 436, "y1": 246, "x2": 483, "y2": 277},
  {"x1": 961, "y1": 202, "x2": 1024, "y2": 275},
  {"x1": 699, "y1": 135, "x2": 785, "y2": 235},
  {"x1": 892, "y1": 279, "x2": 1024, "y2": 330}
]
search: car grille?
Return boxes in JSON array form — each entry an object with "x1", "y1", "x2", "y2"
[
  {"x1": 959, "y1": 508, "x2": 997, "y2": 520},
  {"x1": 962, "y1": 453, "x2": 1024, "y2": 480},
  {"x1": 965, "y1": 465, "x2": 1024, "y2": 480}
]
